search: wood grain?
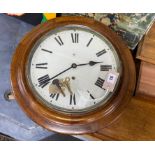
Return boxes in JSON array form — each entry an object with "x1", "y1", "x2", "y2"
[
  {"x1": 87, "y1": 97, "x2": 155, "y2": 140},
  {"x1": 11, "y1": 16, "x2": 136, "y2": 134},
  {"x1": 136, "y1": 61, "x2": 155, "y2": 99},
  {"x1": 137, "y1": 22, "x2": 155, "y2": 64},
  {"x1": 136, "y1": 21, "x2": 155, "y2": 100}
]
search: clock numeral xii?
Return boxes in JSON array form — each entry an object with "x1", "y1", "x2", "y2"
[{"x1": 71, "y1": 33, "x2": 79, "y2": 43}]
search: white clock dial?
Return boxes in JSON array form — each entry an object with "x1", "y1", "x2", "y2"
[{"x1": 27, "y1": 25, "x2": 121, "y2": 113}]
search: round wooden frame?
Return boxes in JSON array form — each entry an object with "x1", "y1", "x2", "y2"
[{"x1": 11, "y1": 16, "x2": 136, "y2": 134}]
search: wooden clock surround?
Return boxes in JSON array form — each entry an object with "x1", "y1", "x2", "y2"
[{"x1": 11, "y1": 16, "x2": 136, "y2": 134}]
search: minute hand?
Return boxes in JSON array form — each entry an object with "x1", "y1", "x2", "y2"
[
  {"x1": 49, "y1": 63, "x2": 78, "y2": 81},
  {"x1": 42, "y1": 61, "x2": 103, "y2": 88},
  {"x1": 49, "y1": 66, "x2": 73, "y2": 81},
  {"x1": 50, "y1": 61, "x2": 102, "y2": 80}
]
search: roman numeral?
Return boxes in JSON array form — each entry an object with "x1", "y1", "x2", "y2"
[
  {"x1": 96, "y1": 49, "x2": 107, "y2": 57},
  {"x1": 70, "y1": 94, "x2": 76, "y2": 105},
  {"x1": 41, "y1": 49, "x2": 53, "y2": 53},
  {"x1": 36, "y1": 63, "x2": 48, "y2": 69},
  {"x1": 87, "y1": 90, "x2": 96, "y2": 104},
  {"x1": 100, "y1": 65, "x2": 112, "y2": 71},
  {"x1": 50, "y1": 93, "x2": 59, "y2": 101},
  {"x1": 89, "y1": 93, "x2": 95, "y2": 100},
  {"x1": 54, "y1": 36, "x2": 64, "y2": 46},
  {"x1": 38, "y1": 74, "x2": 50, "y2": 88},
  {"x1": 86, "y1": 38, "x2": 93, "y2": 47},
  {"x1": 87, "y1": 91, "x2": 95, "y2": 100},
  {"x1": 71, "y1": 33, "x2": 79, "y2": 43},
  {"x1": 95, "y1": 77, "x2": 105, "y2": 88}
]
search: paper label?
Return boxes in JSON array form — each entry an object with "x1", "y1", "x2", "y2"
[{"x1": 102, "y1": 70, "x2": 119, "y2": 92}]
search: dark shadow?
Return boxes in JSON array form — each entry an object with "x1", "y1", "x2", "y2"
[{"x1": 41, "y1": 133, "x2": 82, "y2": 141}]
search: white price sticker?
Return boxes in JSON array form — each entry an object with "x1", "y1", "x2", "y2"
[
  {"x1": 102, "y1": 70, "x2": 119, "y2": 92},
  {"x1": 107, "y1": 73, "x2": 117, "y2": 84}
]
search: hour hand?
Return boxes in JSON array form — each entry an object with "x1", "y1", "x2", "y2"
[
  {"x1": 89, "y1": 61, "x2": 103, "y2": 66},
  {"x1": 52, "y1": 79, "x2": 65, "y2": 97},
  {"x1": 76, "y1": 61, "x2": 103, "y2": 67}
]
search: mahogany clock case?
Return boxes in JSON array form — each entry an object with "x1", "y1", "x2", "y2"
[{"x1": 11, "y1": 16, "x2": 136, "y2": 134}]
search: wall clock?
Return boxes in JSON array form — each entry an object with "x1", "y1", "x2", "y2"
[{"x1": 11, "y1": 16, "x2": 136, "y2": 134}]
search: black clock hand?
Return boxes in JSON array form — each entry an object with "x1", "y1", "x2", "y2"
[
  {"x1": 76, "y1": 61, "x2": 103, "y2": 66},
  {"x1": 49, "y1": 62, "x2": 91, "y2": 81},
  {"x1": 50, "y1": 66, "x2": 73, "y2": 81},
  {"x1": 41, "y1": 61, "x2": 103, "y2": 88},
  {"x1": 89, "y1": 61, "x2": 103, "y2": 66},
  {"x1": 50, "y1": 61, "x2": 102, "y2": 80}
]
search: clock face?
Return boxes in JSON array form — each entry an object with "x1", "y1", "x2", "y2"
[
  {"x1": 26, "y1": 25, "x2": 122, "y2": 113},
  {"x1": 11, "y1": 16, "x2": 136, "y2": 133}
]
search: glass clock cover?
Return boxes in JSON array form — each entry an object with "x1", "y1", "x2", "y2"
[{"x1": 27, "y1": 25, "x2": 122, "y2": 113}]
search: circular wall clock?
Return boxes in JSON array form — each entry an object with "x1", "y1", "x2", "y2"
[{"x1": 11, "y1": 16, "x2": 136, "y2": 134}]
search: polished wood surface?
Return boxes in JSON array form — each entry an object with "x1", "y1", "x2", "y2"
[
  {"x1": 136, "y1": 21, "x2": 155, "y2": 100},
  {"x1": 84, "y1": 21, "x2": 155, "y2": 140},
  {"x1": 11, "y1": 16, "x2": 136, "y2": 134},
  {"x1": 86, "y1": 96, "x2": 155, "y2": 140},
  {"x1": 137, "y1": 22, "x2": 155, "y2": 64},
  {"x1": 136, "y1": 61, "x2": 155, "y2": 99}
]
